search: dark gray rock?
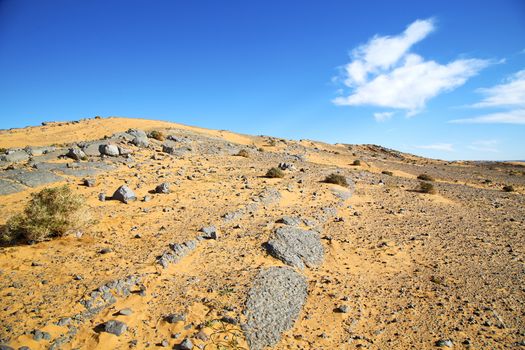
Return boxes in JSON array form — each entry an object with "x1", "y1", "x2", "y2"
[
  {"x1": 157, "y1": 240, "x2": 198, "y2": 268},
  {"x1": 336, "y1": 305, "x2": 349, "y2": 313},
  {"x1": 266, "y1": 227, "x2": 324, "y2": 269},
  {"x1": 155, "y1": 182, "x2": 170, "y2": 194},
  {"x1": 57, "y1": 317, "x2": 72, "y2": 326},
  {"x1": 66, "y1": 148, "x2": 87, "y2": 161},
  {"x1": 32, "y1": 329, "x2": 51, "y2": 341},
  {"x1": 243, "y1": 267, "x2": 307, "y2": 350},
  {"x1": 99, "y1": 144, "x2": 120, "y2": 157},
  {"x1": 118, "y1": 308, "x2": 133, "y2": 316},
  {"x1": 179, "y1": 338, "x2": 193, "y2": 350},
  {"x1": 112, "y1": 185, "x2": 136, "y2": 203},
  {"x1": 276, "y1": 216, "x2": 303, "y2": 226},
  {"x1": 165, "y1": 314, "x2": 186, "y2": 323},
  {"x1": 278, "y1": 162, "x2": 295, "y2": 171},
  {"x1": 98, "y1": 193, "x2": 106, "y2": 201},
  {"x1": 0, "y1": 179, "x2": 26, "y2": 195},
  {"x1": 102, "y1": 320, "x2": 127, "y2": 336},
  {"x1": 2, "y1": 169, "x2": 63, "y2": 187},
  {"x1": 118, "y1": 146, "x2": 132, "y2": 156},
  {"x1": 200, "y1": 226, "x2": 218, "y2": 239}
]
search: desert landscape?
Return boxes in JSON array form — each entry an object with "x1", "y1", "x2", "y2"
[{"x1": 0, "y1": 116, "x2": 523, "y2": 350}]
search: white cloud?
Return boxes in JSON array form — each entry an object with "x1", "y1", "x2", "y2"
[
  {"x1": 472, "y1": 70, "x2": 525, "y2": 108},
  {"x1": 373, "y1": 111, "x2": 394, "y2": 122},
  {"x1": 468, "y1": 140, "x2": 499, "y2": 152},
  {"x1": 449, "y1": 109, "x2": 525, "y2": 124},
  {"x1": 415, "y1": 143, "x2": 454, "y2": 152},
  {"x1": 333, "y1": 18, "x2": 490, "y2": 115}
]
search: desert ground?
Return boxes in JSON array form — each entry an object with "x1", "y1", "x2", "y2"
[{"x1": 0, "y1": 117, "x2": 524, "y2": 350}]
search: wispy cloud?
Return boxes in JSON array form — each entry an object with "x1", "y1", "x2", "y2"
[
  {"x1": 415, "y1": 143, "x2": 454, "y2": 152},
  {"x1": 373, "y1": 111, "x2": 394, "y2": 122},
  {"x1": 333, "y1": 18, "x2": 490, "y2": 116},
  {"x1": 449, "y1": 109, "x2": 525, "y2": 124},
  {"x1": 450, "y1": 69, "x2": 525, "y2": 124},
  {"x1": 472, "y1": 70, "x2": 525, "y2": 108},
  {"x1": 468, "y1": 139, "x2": 499, "y2": 152}
]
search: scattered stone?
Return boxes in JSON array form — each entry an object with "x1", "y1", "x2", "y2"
[
  {"x1": 83, "y1": 178, "x2": 96, "y2": 187},
  {"x1": 32, "y1": 329, "x2": 51, "y2": 341},
  {"x1": 165, "y1": 314, "x2": 186, "y2": 323},
  {"x1": 155, "y1": 182, "x2": 170, "y2": 194},
  {"x1": 435, "y1": 339, "x2": 453, "y2": 347},
  {"x1": 66, "y1": 148, "x2": 87, "y2": 161},
  {"x1": 0, "y1": 345, "x2": 14, "y2": 350},
  {"x1": 157, "y1": 240, "x2": 198, "y2": 268},
  {"x1": 200, "y1": 226, "x2": 218, "y2": 240},
  {"x1": 266, "y1": 227, "x2": 324, "y2": 269},
  {"x1": 276, "y1": 216, "x2": 302, "y2": 226},
  {"x1": 132, "y1": 136, "x2": 149, "y2": 148},
  {"x1": 336, "y1": 305, "x2": 349, "y2": 313},
  {"x1": 98, "y1": 193, "x2": 106, "y2": 202},
  {"x1": 194, "y1": 330, "x2": 209, "y2": 341},
  {"x1": 102, "y1": 320, "x2": 127, "y2": 336},
  {"x1": 112, "y1": 185, "x2": 137, "y2": 204},
  {"x1": 278, "y1": 162, "x2": 295, "y2": 171},
  {"x1": 118, "y1": 308, "x2": 133, "y2": 316},
  {"x1": 99, "y1": 248, "x2": 113, "y2": 254},
  {"x1": 143, "y1": 195, "x2": 151, "y2": 202},
  {"x1": 179, "y1": 338, "x2": 193, "y2": 350},
  {"x1": 118, "y1": 146, "x2": 132, "y2": 156},
  {"x1": 243, "y1": 267, "x2": 308, "y2": 350},
  {"x1": 100, "y1": 144, "x2": 120, "y2": 157},
  {"x1": 57, "y1": 317, "x2": 72, "y2": 326},
  {"x1": 160, "y1": 339, "x2": 169, "y2": 347}
]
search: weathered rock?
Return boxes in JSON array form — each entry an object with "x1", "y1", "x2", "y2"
[
  {"x1": 155, "y1": 182, "x2": 170, "y2": 194},
  {"x1": 118, "y1": 146, "x2": 132, "y2": 156},
  {"x1": 0, "y1": 150, "x2": 29, "y2": 163},
  {"x1": 179, "y1": 338, "x2": 193, "y2": 350},
  {"x1": 278, "y1": 162, "x2": 295, "y2": 171},
  {"x1": 118, "y1": 308, "x2": 133, "y2": 316},
  {"x1": 200, "y1": 226, "x2": 218, "y2": 240},
  {"x1": 243, "y1": 267, "x2": 307, "y2": 350},
  {"x1": 112, "y1": 185, "x2": 137, "y2": 203},
  {"x1": 276, "y1": 216, "x2": 303, "y2": 226},
  {"x1": 266, "y1": 227, "x2": 324, "y2": 269},
  {"x1": 99, "y1": 144, "x2": 120, "y2": 157},
  {"x1": 0, "y1": 179, "x2": 26, "y2": 195},
  {"x1": 98, "y1": 193, "x2": 106, "y2": 201},
  {"x1": 435, "y1": 339, "x2": 453, "y2": 347},
  {"x1": 66, "y1": 148, "x2": 87, "y2": 161},
  {"x1": 165, "y1": 314, "x2": 186, "y2": 323},
  {"x1": 0, "y1": 345, "x2": 14, "y2": 350},
  {"x1": 157, "y1": 240, "x2": 197, "y2": 268},
  {"x1": 102, "y1": 320, "x2": 127, "y2": 336}
]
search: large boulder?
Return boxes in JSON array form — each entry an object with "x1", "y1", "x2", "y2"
[
  {"x1": 0, "y1": 150, "x2": 29, "y2": 163},
  {"x1": 132, "y1": 136, "x2": 149, "y2": 148},
  {"x1": 66, "y1": 148, "x2": 87, "y2": 161},
  {"x1": 265, "y1": 226, "x2": 324, "y2": 269},
  {"x1": 99, "y1": 144, "x2": 120, "y2": 157},
  {"x1": 243, "y1": 267, "x2": 307, "y2": 350},
  {"x1": 112, "y1": 185, "x2": 137, "y2": 203}
]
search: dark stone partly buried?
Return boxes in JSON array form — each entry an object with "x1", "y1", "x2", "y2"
[
  {"x1": 101, "y1": 320, "x2": 127, "y2": 336},
  {"x1": 243, "y1": 266, "x2": 308, "y2": 350},
  {"x1": 265, "y1": 226, "x2": 324, "y2": 269}
]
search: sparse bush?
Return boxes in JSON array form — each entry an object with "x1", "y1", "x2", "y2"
[
  {"x1": 382, "y1": 170, "x2": 393, "y2": 176},
  {"x1": 94, "y1": 115, "x2": 102, "y2": 119},
  {"x1": 417, "y1": 174, "x2": 434, "y2": 181},
  {"x1": 323, "y1": 173, "x2": 348, "y2": 187},
  {"x1": 267, "y1": 139, "x2": 277, "y2": 147},
  {"x1": 352, "y1": 160, "x2": 361, "y2": 166},
  {"x1": 235, "y1": 149, "x2": 249, "y2": 158},
  {"x1": 266, "y1": 167, "x2": 284, "y2": 178},
  {"x1": 2, "y1": 185, "x2": 89, "y2": 243},
  {"x1": 503, "y1": 185, "x2": 515, "y2": 192},
  {"x1": 418, "y1": 181, "x2": 436, "y2": 194},
  {"x1": 148, "y1": 130, "x2": 165, "y2": 141},
  {"x1": 0, "y1": 148, "x2": 6, "y2": 154}
]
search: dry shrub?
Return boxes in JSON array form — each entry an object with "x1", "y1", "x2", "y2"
[
  {"x1": 352, "y1": 160, "x2": 361, "y2": 166},
  {"x1": 266, "y1": 167, "x2": 284, "y2": 178},
  {"x1": 418, "y1": 181, "x2": 436, "y2": 194},
  {"x1": 323, "y1": 173, "x2": 349, "y2": 187},
  {"x1": 2, "y1": 185, "x2": 89, "y2": 243},
  {"x1": 503, "y1": 185, "x2": 515, "y2": 192},
  {"x1": 236, "y1": 149, "x2": 249, "y2": 158},
  {"x1": 149, "y1": 130, "x2": 165, "y2": 141},
  {"x1": 382, "y1": 170, "x2": 393, "y2": 176},
  {"x1": 417, "y1": 174, "x2": 434, "y2": 181}
]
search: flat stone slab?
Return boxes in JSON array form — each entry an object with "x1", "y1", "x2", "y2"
[
  {"x1": 243, "y1": 267, "x2": 307, "y2": 350},
  {"x1": 0, "y1": 179, "x2": 27, "y2": 195},
  {"x1": 1, "y1": 169, "x2": 64, "y2": 187},
  {"x1": 266, "y1": 226, "x2": 324, "y2": 269}
]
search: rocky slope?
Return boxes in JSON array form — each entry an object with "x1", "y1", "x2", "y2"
[{"x1": 0, "y1": 117, "x2": 524, "y2": 350}]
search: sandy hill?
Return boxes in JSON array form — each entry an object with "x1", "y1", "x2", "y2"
[{"x1": 0, "y1": 117, "x2": 524, "y2": 349}]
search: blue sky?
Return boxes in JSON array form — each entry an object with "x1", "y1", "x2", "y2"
[{"x1": 0, "y1": 0, "x2": 524, "y2": 160}]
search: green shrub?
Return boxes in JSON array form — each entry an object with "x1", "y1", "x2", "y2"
[
  {"x1": 503, "y1": 185, "x2": 515, "y2": 192},
  {"x1": 352, "y1": 160, "x2": 361, "y2": 166},
  {"x1": 266, "y1": 167, "x2": 284, "y2": 178},
  {"x1": 2, "y1": 185, "x2": 89, "y2": 243},
  {"x1": 149, "y1": 130, "x2": 165, "y2": 141},
  {"x1": 323, "y1": 173, "x2": 348, "y2": 187},
  {"x1": 235, "y1": 149, "x2": 249, "y2": 158},
  {"x1": 417, "y1": 174, "x2": 434, "y2": 181},
  {"x1": 382, "y1": 170, "x2": 393, "y2": 176},
  {"x1": 418, "y1": 181, "x2": 436, "y2": 194}
]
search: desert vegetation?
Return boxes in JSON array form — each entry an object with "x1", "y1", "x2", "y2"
[
  {"x1": 265, "y1": 167, "x2": 284, "y2": 178},
  {"x1": 323, "y1": 173, "x2": 349, "y2": 187}
]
